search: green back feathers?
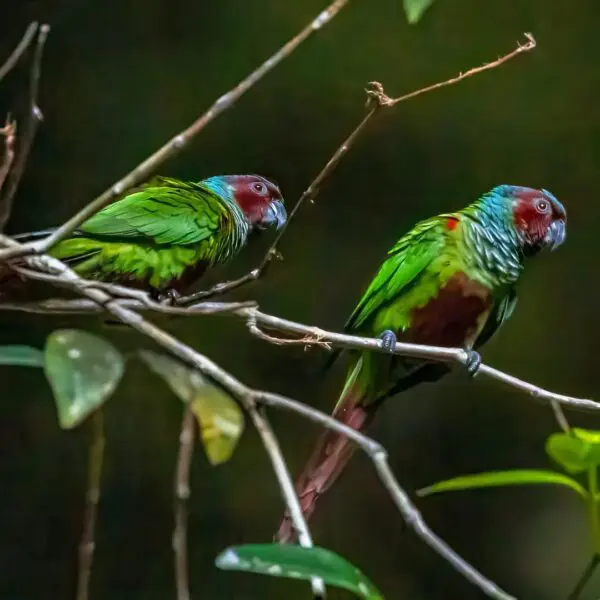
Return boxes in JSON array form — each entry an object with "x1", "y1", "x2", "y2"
[
  {"x1": 80, "y1": 177, "x2": 247, "y2": 250},
  {"x1": 48, "y1": 177, "x2": 250, "y2": 290},
  {"x1": 345, "y1": 218, "x2": 446, "y2": 334}
]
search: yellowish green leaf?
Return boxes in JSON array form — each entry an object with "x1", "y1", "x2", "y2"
[
  {"x1": 190, "y1": 386, "x2": 244, "y2": 465},
  {"x1": 139, "y1": 350, "x2": 244, "y2": 465},
  {"x1": 546, "y1": 429, "x2": 600, "y2": 474}
]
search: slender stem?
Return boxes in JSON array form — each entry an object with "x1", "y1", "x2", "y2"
[
  {"x1": 0, "y1": 24, "x2": 50, "y2": 231},
  {"x1": 0, "y1": 22, "x2": 39, "y2": 83},
  {"x1": 566, "y1": 554, "x2": 600, "y2": 600},
  {"x1": 588, "y1": 467, "x2": 600, "y2": 553},
  {"x1": 551, "y1": 400, "x2": 571, "y2": 433},
  {"x1": 173, "y1": 407, "x2": 196, "y2": 600},
  {"x1": 76, "y1": 411, "x2": 105, "y2": 600},
  {"x1": 247, "y1": 406, "x2": 325, "y2": 598}
]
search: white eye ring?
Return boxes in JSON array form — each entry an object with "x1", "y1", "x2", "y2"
[
  {"x1": 253, "y1": 182, "x2": 266, "y2": 194},
  {"x1": 535, "y1": 199, "x2": 550, "y2": 213}
]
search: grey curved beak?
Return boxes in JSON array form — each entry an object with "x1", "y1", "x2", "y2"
[
  {"x1": 546, "y1": 220, "x2": 566, "y2": 251},
  {"x1": 264, "y1": 200, "x2": 287, "y2": 230}
]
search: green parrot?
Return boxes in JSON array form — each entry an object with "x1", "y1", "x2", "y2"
[
  {"x1": 276, "y1": 184, "x2": 566, "y2": 542},
  {"x1": 13, "y1": 174, "x2": 286, "y2": 299}
]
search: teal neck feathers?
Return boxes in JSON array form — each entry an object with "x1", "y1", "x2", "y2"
[
  {"x1": 456, "y1": 189, "x2": 523, "y2": 288},
  {"x1": 200, "y1": 176, "x2": 249, "y2": 260}
]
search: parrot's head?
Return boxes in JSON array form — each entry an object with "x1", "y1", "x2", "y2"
[
  {"x1": 491, "y1": 185, "x2": 567, "y2": 256},
  {"x1": 216, "y1": 174, "x2": 287, "y2": 231}
]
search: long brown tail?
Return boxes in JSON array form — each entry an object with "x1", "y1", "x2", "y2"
[{"x1": 275, "y1": 381, "x2": 372, "y2": 543}]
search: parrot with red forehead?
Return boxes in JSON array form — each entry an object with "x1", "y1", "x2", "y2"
[
  {"x1": 14, "y1": 174, "x2": 286, "y2": 299},
  {"x1": 276, "y1": 184, "x2": 566, "y2": 542}
]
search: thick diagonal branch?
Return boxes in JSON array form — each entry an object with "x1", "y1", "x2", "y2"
[
  {"x1": 2, "y1": 289, "x2": 595, "y2": 415},
  {"x1": 0, "y1": 0, "x2": 350, "y2": 262}
]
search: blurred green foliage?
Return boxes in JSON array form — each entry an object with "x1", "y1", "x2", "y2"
[
  {"x1": 1, "y1": 0, "x2": 600, "y2": 599},
  {"x1": 420, "y1": 428, "x2": 600, "y2": 597}
]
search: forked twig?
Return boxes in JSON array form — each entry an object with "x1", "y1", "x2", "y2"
[
  {"x1": 0, "y1": 23, "x2": 50, "y2": 231},
  {"x1": 178, "y1": 33, "x2": 537, "y2": 304}
]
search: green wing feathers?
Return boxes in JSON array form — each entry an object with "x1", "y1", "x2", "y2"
[
  {"x1": 79, "y1": 181, "x2": 228, "y2": 245},
  {"x1": 345, "y1": 217, "x2": 446, "y2": 335},
  {"x1": 48, "y1": 180, "x2": 244, "y2": 290}
]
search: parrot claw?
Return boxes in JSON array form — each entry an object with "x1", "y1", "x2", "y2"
[
  {"x1": 378, "y1": 330, "x2": 397, "y2": 354},
  {"x1": 464, "y1": 350, "x2": 482, "y2": 377},
  {"x1": 152, "y1": 288, "x2": 181, "y2": 305}
]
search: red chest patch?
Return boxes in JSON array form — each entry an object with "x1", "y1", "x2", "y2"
[
  {"x1": 406, "y1": 272, "x2": 492, "y2": 348},
  {"x1": 445, "y1": 217, "x2": 459, "y2": 231}
]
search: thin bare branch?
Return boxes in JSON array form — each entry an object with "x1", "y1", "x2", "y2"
[
  {"x1": 173, "y1": 407, "x2": 195, "y2": 600},
  {"x1": 246, "y1": 406, "x2": 325, "y2": 597},
  {"x1": 0, "y1": 119, "x2": 16, "y2": 195},
  {"x1": 0, "y1": 24, "x2": 50, "y2": 231},
  {"x1": 178, "y1": 33, "x2": 537, "y2": 304},
  {"x1": 77, "y1": 411, "x2": 105, "y2": 600},
  {"x1": 388, "y1": 33, "x2": 536, "y2": 106},
  {"x1": 0, "y1": 288, "x2": 595, "y2": 415},
  {"x1": 0, "y1": 0, "x2": 350, "y2": 261},
  {"x1": 0, "y1": 22, "x2": 38, "y2": 83}
]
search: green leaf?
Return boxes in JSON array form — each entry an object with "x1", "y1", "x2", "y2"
[
  {"x1": 215, "y1": 544, "x2": 384, "y2": 600},
  {"x1": 546, "y1": 429, "x2": 600, "y2": 474},
  {"x1": 44, "y1": 329, "x2": 125, "y2": 429},
  {"x1": 417, "y1": 469, "x2": 587, "y2": 498},
  {"x1": 139, "y1": 351, "x2": 244, "y2": 465},
  {"x1": 0, "y1": 345, "x2": 44, "y2": 367},
  {"x1": 403, "y1": 0, "x2": 434, "y2": 24}
]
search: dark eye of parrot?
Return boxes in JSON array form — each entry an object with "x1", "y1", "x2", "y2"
[
  {"x1": 252, "y1": 182, "x2": 266, "y2": 194},
  {"x1": 535, "y1": 199, "x2": 550, "y2": 214}
]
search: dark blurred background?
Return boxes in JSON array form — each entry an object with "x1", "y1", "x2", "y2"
[{"x1": 1, "y1": 0, "x2": 599, "y2": 598}]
